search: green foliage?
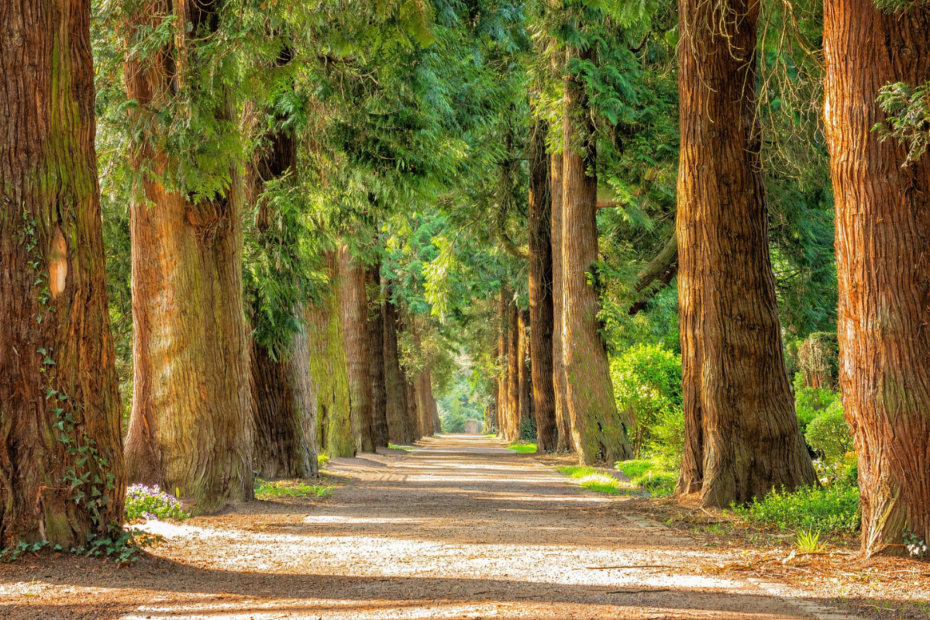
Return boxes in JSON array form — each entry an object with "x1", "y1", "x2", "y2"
[
  {"x1": 805, "y1": 400, "x2": 853, "y2": 471},
  {"x1": 254, "y1": 479, "x2": 332, "y2": 499},
  {"x1": 318, "y1": 454, "x2": 331, "y2": 468},
  {"x1": 609, "y1": 343, "x2": 682, "y2": 457},
  {"x1": 795, "y1": 528, "x2": 825, "y2": 553},
  {"x1": 557, "y1": 466, "x2": 622, "y2": 494},
  {"x1": 615, "y1": 458, "x2": 677, "y2": 496},
  {"x1": 874, "y1": 81, "x2": 930, "y2": 165},
  {"x1": 437, "y1": 362, "x2": 489, "y2": 433},
  {"x1": 793, "y1": 375, "x2": 840, "y2": 431},
  {"x1": 508, "y1": 442, "x2": 537, "y2": 454},
  {"x1": 733, "y1": 484, "x2": 861, "y2": 534},
  {"x1": 125, "y1": 484, "x2": 189, "y2": 521}
]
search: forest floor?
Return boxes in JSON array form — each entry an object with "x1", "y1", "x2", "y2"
[{"x1": 1, "y1": 434, "x2": 927, "y2": 620}]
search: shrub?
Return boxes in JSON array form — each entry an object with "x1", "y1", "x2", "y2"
[
  {"x1": 793, "y1": 373, "x2": 840, "y2": 431},
  {"x1": 645, "y1": 404, "x2": 685, "y2": 469},
  {"x1": 616, "y1": 458, "x2": 677, "y2": 496},
  {"x1": 318, "y1": 454, "x2": 331, "y2": 468},
  {"x1": 805, "y1": 400, "x2": 854, "y2": 481},
  {"x1": 609, "y1": 343, "x2": 682, "y2": 456},
  {"x1": 125, "y1": 484, "x2": 188, "y2": 521},
  {"x1": 733, "y1": 483, "x2": 860, "y2": 534}
]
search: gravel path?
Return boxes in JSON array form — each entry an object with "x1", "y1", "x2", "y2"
[{"x1": 1, "y1": 434, "x2": 834, "y2": 619}]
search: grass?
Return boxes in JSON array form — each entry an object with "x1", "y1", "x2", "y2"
[
  {"x1": 556, "y1": 465, "x2": 622, "y2": 494},
  {"x1": 388, "y1": 443, "x2": 414, "y2": 452},
  {"x1": 318, "y1": 454, "x2": 330, "y2": 468},
  {"x1": 507, "y1": 442, "x2": 537, "y2": 454},
  {"x1": 615, "y1": 458, "x2": 677, "y2": 496},
  {"x1": 254, "y1": 478, "x2": 332, "y2": 499},
  {"x1": 731, "y1": 483, "x2": 860, "y2": 534}
]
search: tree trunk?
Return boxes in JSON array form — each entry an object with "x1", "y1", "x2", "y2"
[
  {"x1": 506, "y1": 300, "x2": 521, "y2": 441},
  {"x1": 518, "y1": 309, "x2": 533, "y2": 440},
  {"x1": 497, "y1": 290, "x2": 510, "y2": 437},
  {"x1": 338, "y1": 244, "x2": 375, "y2": 453},
  {"x1": 675, "y1": 0, "x2": 816, "y2": 507},
  {"x1": 823, "y1": 0, "x2": 930, "y2": 556},
  {"x1": 249, "y1": 317, "x2": 318, "y2": 479},
  {"x1": 551, "y1": 149, "x2": 573, "y2": 452},
  {"x1": 383, "y1": 298, "x2": 411, "y2": 443},
  {"x1": 367, "y1": 265, "x2": 389, "y2": 448},
  {"x1": 308, "y1": 253, "x2": 354, "y2": 458},
  {"x1": 529, "y1": 120, "x2": 558, "y2": 451},
  {"x1": 562, "y1": 47, "x2": 633, "y2": 465},
  {"x1": 405, "y1": 379, "x2": 421, "y2": 440},
  {"x1": 0, "y1": 0, "x2": 125, "y2": 546},
  {"x1": 123, "y1": 0, "x2": 253, "y2": 513}
]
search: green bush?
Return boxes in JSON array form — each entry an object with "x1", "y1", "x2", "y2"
[
  {"x1": 610, "y1": 343, "x2": 682, "y2": 456},
  {"x1": 646, "y1": 404, "x2": 685, "y2": 469},
  {"x1": 793, "y1": 373, "x2": 840, "y2": 431},
  {"x1": 805, "y1": 400, "x2": 854, "y2": 476},
  {"x1": 733, "y1": 484, "x2": 860, "y2": 534}
]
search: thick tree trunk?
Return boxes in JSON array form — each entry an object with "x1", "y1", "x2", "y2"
[
  {"x1": 675, "y1": 0, "x2": 816, "y2": 507},
  {"x1": 383, "y1": 298, "x2": 411, "y2": 443},
  {"x1": 0, "y1": 0, "x2": 125, "y2": 546},
  {"x1": 367, "y1": 265, "x2": 389, "y2": 448},
  {"x1": 529, "y1": 121, "x2": 558, "y2": 451},
  {"x1": 506, "y1": 301, "x2": 521, "y2": 441},
  {"x1": 517, "y1": 309, "x2": 533, "y2": 440},
  {"x1": 338, "y1": 245, "x2": 375, "y2": 453},
  {"x1": 562, "y1": 47, "x2": 633, "y2": 465},
  {"x1": 249, "y1": 318, "x2": 318, "y2": 479},
  {"x1": 308, "y1": 253, "x2": 354, "y2": 458},
  {"x1": 497, "y1": 290, "x2": 510, "y2": 437},
  {"x1": 247, "y1": 60, "x2": 317, "y2": 480},
  {"x1": 823, "y1": 0, "x2": 930, "y2": 556},
  {"x1": 405, "y1": 379, "x2": 421, "y2": 440},
  {"x1": 123, "y1": 0, "x2": 253, "y2": 513},
  {"x1": 551, "y1": 150, "x2": 573, "y2": 452}
]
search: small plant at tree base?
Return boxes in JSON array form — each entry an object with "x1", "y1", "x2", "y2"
[
  {"x1": 795, "y1": 528, "x2": 825, "y2": 553},
  {"x1": 318, "y1": 454, "x2": 331, "y2": 468},
  {"x1": 125, "y1": 484, "x2": 188, "y2": 521},
  {"x1": 733, "y1": 484, "x2": 860, "y2": 534},
  {"x1": 254, "y1": 479, "x2": 331, "y2": 499},
  {"x1": 904, "y1": 529, "x2": 928, "y2": 559},
  {"x1": 508, "y1": 442, "x2": 536, "y2": 454}
]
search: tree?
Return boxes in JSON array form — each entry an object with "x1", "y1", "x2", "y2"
[
  {"x1": 121, "y1": 0, "x2": 254, "y2": 513},
  {"x1": 675, "y1": 0, "x2": 816, "y2": 506},
  {"x1": 561, "y1": 46, "x2": 633, "y2": 464},
  {"x1": 551, "y1": 147, "x2": 573, "y2": 452},
  {"x1": 0, "y1": 0, "x2": 125, "y2": 546},
  {"x1": 339, "y1": 244, "x2": 375, "y2": 453},
  {"x1": 309, "y1": 253, "x2": 355, "y2": 457},
  {"x1": 528, "y1": 120, "x2": 558, "y2": 451},
  {"x1": 517, "y1": 309, "x2": 533, "y2": 438},
  {"x1": 367, "y1": 263, "x2": 389, "y2": 447},
  {"x1": 823, "y1": 0, "x2": 930, "y2": 555},
  {"x1": 383, "y1": 297, "x2": 412, "y2": 443}
]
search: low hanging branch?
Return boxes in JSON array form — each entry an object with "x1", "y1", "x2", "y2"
[{"x1": 628, "y1": 230, "x2": 678, "y2": 316}]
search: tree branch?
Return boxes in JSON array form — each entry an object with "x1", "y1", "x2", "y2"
[{"x1": 628, "y1": 230, "x2": 678, "y2": 316}]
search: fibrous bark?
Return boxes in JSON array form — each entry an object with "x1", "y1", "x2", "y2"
[
  {"x1": 823, "y1": 0, "x2": 930, "y2": 556},
  {"x1": 506, "y1": 300, "x2": 521, "y2": 441},
  {"x1": 249, "y1": 319, "x2": 318, "y2": 479},
  {"x1": 0, "y1": 0, "x2": 125, "y2": 546},
  {"x1": 528, "y1": 120, "x2": 557, "y2": 451},
  {"x1": 123, "y1": 0, "x2": 253, "y2": 513},
  {"x1": 367, "y1": 265, "x2": 389, "y2": 448},
  {"x1": 308, "y1": 253, "x2": 354, "y2": 458},
  {"x1": 497, "y1": 290, "x2": 510, "y2": 437},
  {"x1": 517, "y1": 309, "x2": 533, "y2": 440},
  {"x1": 562, "y1": 47, "x2": 633, "y2": 464},
  {"x1": 551, "y1": 150, "x2": 573, "y2": 452},
  {"x1": 338, "y1": 244, "x2": 375, "y2": 453},
  {"x1": 675, "y1": 0, "x2": 816, "y2": 506},
  {"x1": 383, "y1": 298, "x2": 411, "y2": 443}
]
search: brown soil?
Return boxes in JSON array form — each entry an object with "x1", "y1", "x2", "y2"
[{"x1": 0, "y1": 435, "x2": 925, "y2": 619}]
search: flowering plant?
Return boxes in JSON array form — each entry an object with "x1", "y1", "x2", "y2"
[{"x1": 125, "y1": 484, "x2": 188, "y2": 521}]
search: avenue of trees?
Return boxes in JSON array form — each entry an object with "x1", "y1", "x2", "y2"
[{"x1": 1, "y1": 0, "x2": 928, "y2": 560}]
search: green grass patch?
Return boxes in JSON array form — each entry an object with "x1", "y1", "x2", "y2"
[
  {"x1": 556, "y1": 466, "x2": 621, "y2": 494},
  {"x1": 317, "y1": 454, "x2": 330, "y2": 468},
  {"x1": 507, "y1": 442, "x2": 537, "y2": 454},
  {"x1": 388, "y1": 443, "x2": 414, "y2": 452},
  {"x1": 732, "y1": 483, "x2": 860, "y2": 534},
  {"x1": 615, "y1": 458, "x2": 677, "y2": 496},
  {"x1": 255, "y1": 479, "x2": 332, "y2": 499}
]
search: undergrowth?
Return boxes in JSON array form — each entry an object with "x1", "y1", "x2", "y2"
[
  {"x1": 615, "y1": 458, "x2": 677, "y2": 496},
  {"x1": 557, "y1": 466, "x2": 621, "y2": 494},
  {"x1": 125, "y1": 484, "x2": 188, "y2": 521},
  {"x1": 508, "y1": 442, "x2": 537, "y2": 454},
  {"x1": 254, "y1": 479, "x2": 332, "y2": 499},
  {"x1": 732, "y1": 483, "x2": 860, "y2": 535}
]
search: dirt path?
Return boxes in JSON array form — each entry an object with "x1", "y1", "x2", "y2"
[{"x1": 2, "y1": 435, "x2": 853, "y2": 619}]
